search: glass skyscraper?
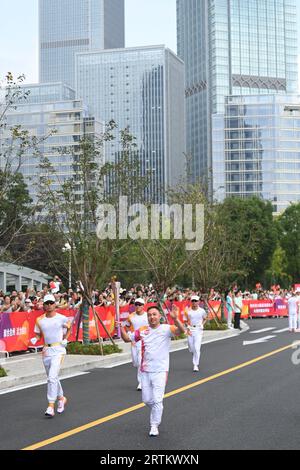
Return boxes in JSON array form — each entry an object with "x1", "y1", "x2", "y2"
[
  {"x1": 177, "y1": 0, "x2": 299, "y2": 189},
  {"x1": 39, "y1": 0, "x2": 125, "y2": 88},
  {"x1": 76, "y1": 46, "x2": 186, "y2": 203},
  {"x1": 213, "y1": 94, "x2": 300, "y2": 214},
  {"x1": 0, "y1": 83, "x2": 102, "y2": 205}
]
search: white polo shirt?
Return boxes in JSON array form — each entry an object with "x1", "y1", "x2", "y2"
[
  {"x1": 34, "y1": 313, "x2": 71, "y2": 356},
  {"x1": 130, "y1": 324, "x2": 177, "y2": 373},
  {"x1": 288, "y1": 297, "x2": 300, "y2": 316},
  {"x1": 125, "y1": 312, "x2": 149, "y2": 332},
  {"x1": 184, "y1": 307, "x2": 207, "y2": 330}
]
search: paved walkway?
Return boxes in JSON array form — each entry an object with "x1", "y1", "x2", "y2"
[{"x1": 0, "y1": 323, "x2": 248, "y2": 393}]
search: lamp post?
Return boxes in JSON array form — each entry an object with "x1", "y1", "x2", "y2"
[{"x1": 62, "y1": 243, "x2": 72, "y2": 289}]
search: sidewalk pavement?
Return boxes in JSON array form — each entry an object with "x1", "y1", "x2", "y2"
[{"x1": 0, "y1": 322, "x2": 249, "y2": 393}]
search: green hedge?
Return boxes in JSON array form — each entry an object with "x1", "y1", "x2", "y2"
[
  {"x1": 172, "y1": 322, "x2": 228, "y2": 339},
  {"x1": 172, "y1": 332, "x2": 187, "y2": 341},
  {"x1": 0, "y1": 367, "x2": 7, "y2": 378},
  {"x1": 204, "y1": 321, "x2": 228, "y2": 331},
  {"x1": 67, "y1": 342, "x2": 122, "y2": 356}
]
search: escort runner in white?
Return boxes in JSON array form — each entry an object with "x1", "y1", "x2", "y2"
[
  {"x1": 119, "y1": 304, "x2": 185, "y2": 437},
  {"x1": 288, "y1": 290, "x2": 300, "y2": 332},
  {"x1": 183, "y1": 295, "x2": 207, "y2": 372},
  {"x1": 125, "y1": 298, "x2": 149, "y2": 390},
  {"x1": 30, "y1": 294, "x2": 72, "y2": 417}
]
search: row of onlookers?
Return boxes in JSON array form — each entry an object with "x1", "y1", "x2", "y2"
[{"x1": 0, "y1": 280, "x2": 298, "y2": 314}]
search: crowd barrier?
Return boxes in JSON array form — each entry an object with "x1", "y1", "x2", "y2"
[{"x1": 0, "y1": 299, "x2": 289, "y2": 354}]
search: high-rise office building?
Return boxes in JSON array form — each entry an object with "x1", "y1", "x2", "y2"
[
  {"x1": 39, "y1": 0, "x2": 125, "y2": 88},
  {"x1": 0, "y1": 83, "x2": 102, "y2": 205},
  {"x1": 76, "y1": 46, "x2": 186, "y2": 202},
  {"x1": 213, "y1": 94, "x2": 300, "y2": 214},
  {"x1": 177, "y1": 0, "x2": 299, "y2": 189}
]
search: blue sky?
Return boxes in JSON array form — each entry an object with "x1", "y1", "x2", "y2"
[{"x1": 0, "y1": 0, "x2": 299, "y2": 89}]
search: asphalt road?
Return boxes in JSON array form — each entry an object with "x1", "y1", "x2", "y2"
[{"x1": 1, "y1": 318, "x2": 300, "y2": 451}]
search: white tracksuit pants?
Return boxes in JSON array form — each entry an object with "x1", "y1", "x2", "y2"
[
  {"x1": 43, "y1": 353, "x2": 65, "y2": 403},
  {"x1": 188, "y1": 328, "x2": 203, "y2": 367},
  {"x1": 227, "y1": 310, "x2": 232, "y2": 328},
  {"x1": 289, "y1": 314, "x2": 297, "y2": 330},
  {"x1": 131, "y1": 342, "x2": 142, "y2": 385},
  {"x1": 141, "y1": 371, "x2": 168, "y2": 427}
]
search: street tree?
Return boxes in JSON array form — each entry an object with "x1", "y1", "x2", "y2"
[
  {"x1": 38, "y1": 122, "x2": 149, "y2": 345},
  {"x1": 277, "y1": 203, "x2": 300, "y2": 283},
  {"x1": 0, "y1": 73, "x2": 51, "y2": 260},
  {"x1": 217, "y1": 197, "x2": 278, "y2": 287}
]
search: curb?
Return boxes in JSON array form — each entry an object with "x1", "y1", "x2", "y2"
[{"x1": 0, "y1": 324, "x2": 249, "y2": 393}]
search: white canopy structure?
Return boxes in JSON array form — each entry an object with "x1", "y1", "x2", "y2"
[{"x1": 0, "y1": 263, "x2": 50, "y2": 293}]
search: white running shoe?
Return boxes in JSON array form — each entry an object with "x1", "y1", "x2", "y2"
[
  {"x1": 149, "y1": 425, "x2": 159, "y2": 437},
  {"x1": 45, "y1": 406, "x2": 55, "y2": 418},
  {"x1": 193, "y1": 365, "x2": 199, "y2": 372},
  {"x1": 57, "y1": 397, "x2": 67, "y2": 414},
  {"x1": 137, "y1": 383, "x2": 142, "y2": 391}
]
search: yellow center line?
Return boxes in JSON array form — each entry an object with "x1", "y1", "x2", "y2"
[{"x1": 23, "y1": 343, "x2": 293, "y2": 451}]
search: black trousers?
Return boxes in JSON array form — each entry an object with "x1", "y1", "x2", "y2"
[{"x1": 234, "y1": 312, "x2": 241, "y2": 329}]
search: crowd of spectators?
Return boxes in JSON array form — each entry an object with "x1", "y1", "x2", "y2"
[{"x1": 0, "y1": 277, "x2": 298, "y2": 314}]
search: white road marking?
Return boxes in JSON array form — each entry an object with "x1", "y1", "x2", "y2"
[
  {"x1": 273, "y1": 328, "x2": 290, "y2": 334},
  {"x1": 243, "y1": 336, "x2": 276, "y2": 346},
  {"x1": 0, "y1": 371, "x2": 90, "y2": 395},
  {"x1": 250, "y1": 328, "x2": 277, "y2": 334}
]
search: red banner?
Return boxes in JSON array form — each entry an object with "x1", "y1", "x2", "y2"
[
  {"x1": 88, "y1": 306, "x2": 116, "y2": 340},
  {"x1": 0, "y1": 311, "x2": 29, "y2": 353},
  {"x1": 0, "y1": 297, "x2": 292, "y2": 354},
  {"x1": 206, "y1": 301, "x2": 222, "y2": 320},
  {"x1": 248, "y1": 300, "x2": 274, "y2": 318},
  {"x1": 274, "y1": 299, "x2": 288, "y2": 318}
]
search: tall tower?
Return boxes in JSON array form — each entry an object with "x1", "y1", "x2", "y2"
[
  {"x1": 177, "y1": 0, "x2": 299, "y2": 187},
  {"x1": 39, "y1": 0, "x2": 125, "y2": 88},
  {"x1": 76, "y1": 46, "x2": 186, "y2": 203}
]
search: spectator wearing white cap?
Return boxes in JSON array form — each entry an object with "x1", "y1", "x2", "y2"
[
  {"x1": 124, "y1": 297, "x2": 149, "y2": 390},
  {"x1": 30, "y1": 294, "x2": 72, "y2": 418},
  {"x1": 183, "y1": 295, "x2": 207, "y2": 372}
]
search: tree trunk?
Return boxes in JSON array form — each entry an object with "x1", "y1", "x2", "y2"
[
  {"x1": 93, "y1": 307, "x2": 116, "y2": 346},
  {"x1": 82, "y1": 299, "x2": 90, "y2": 345},
  {"x1": 220, "y1": 296, "x2": 226, "y2": 322}
]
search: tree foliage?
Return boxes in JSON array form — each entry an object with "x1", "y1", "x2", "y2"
[
  {"x1": 37, "y1": 122, "x2": 150, "y2": 343},
  {"x1": 0, "y1": 73, "x2": 50, "y2": 261},
  {"x1": 0, "y1": 171, "x2": 32, "y2": 258},
  {"x1": 216, "y1": 197, "x2": 278, "y2": 286},
  {"x1": 277, "y1": 203, "x2": 300, "y2": 282}
]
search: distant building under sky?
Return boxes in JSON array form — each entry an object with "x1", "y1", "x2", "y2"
[
  {"x1": 177, "y1": 0, "x2": 299, "y2": 206},
  {"x1": 213, "y1": 94, "x2": 300, "y2": 214},
  {"x1": 1, "y1": 83, "x2": 102, "y2": 207},
  {"x1": 76, "y1": 45, "x2": 186, "y2": 202},
  {"x1": 39, "y1": 0, "x2": 125, "y2": 88}
]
